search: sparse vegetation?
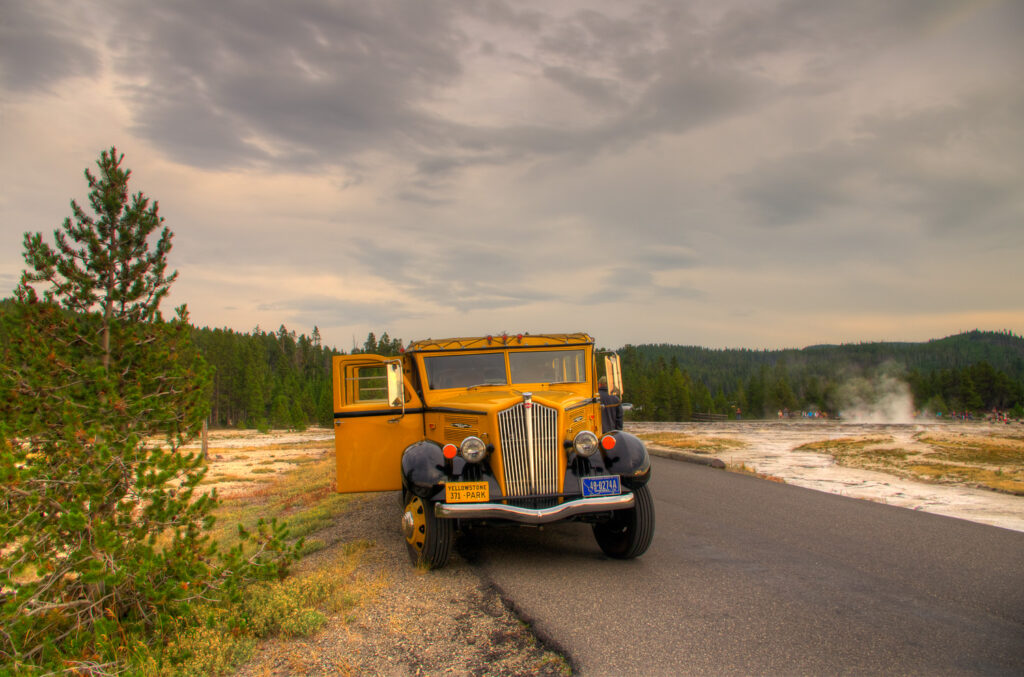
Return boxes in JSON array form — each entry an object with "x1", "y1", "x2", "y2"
[
  {"x1": 797, "y1": 432, "x2": 1024, "y2": 495},
  {"x1": 918, "y1": 433, "x2": 1024, "y2": 466},
  {"x1": 201, "y1": 473, "x2": 262, "y2": 485},
  {"x1": 794, "y1": 436, "x2": 893, "y2": 452},
  {"x1": 726, "y1": 462, "x2": 786, "y2": 483},
  {"x1": 132, "y1": 540, "x2": 373, "y2": 676},
  {"x1": 638, "y1": 432, "x2": 746, "y2": 453},
  {"x1": 124, "y1": 441, "x2": 368, "y2": 675}
]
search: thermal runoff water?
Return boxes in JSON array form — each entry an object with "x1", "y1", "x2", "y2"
[{"x1": 632, "y1": 420, "x2": 1024, "y2": 533}]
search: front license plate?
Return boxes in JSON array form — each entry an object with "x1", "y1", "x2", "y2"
[
  {"x1": 445, "y1": 481, "x2": 489, "y2": 503},
  {"x1": 582, "y1": 475, "x2": 621, "y2": 497}
]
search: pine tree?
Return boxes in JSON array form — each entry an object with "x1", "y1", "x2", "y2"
[
  {"x1": 362, "y1": 331, "x2": 378, "y2": 354},
  {"x1": 242, "y1": 339, "x2": 270, "y2": 428},
  {"x1": 18, "y1": 148, "x2": 175, "y2": 371},
  {"x1": 0, "y1": 148, "x2": 296, "y2": 670}
]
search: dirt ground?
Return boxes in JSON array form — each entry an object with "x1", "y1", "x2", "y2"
[
  {"x1": 235, "y1": 492, "x2": 570, "y2": 677},
  {"x1": 190, "y1": 429, "x2": 570, "y2": 676},
  {"x1": 184, "y1": 429, "x2": 336, "y2": 498}
]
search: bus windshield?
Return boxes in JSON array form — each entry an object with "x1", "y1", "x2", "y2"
[
  {"x1": 509, "y1": 350, "x2": 585, "y2": 384},
  {"x1": 424, "y1": 353, "x2": 507, "y2": 389}
]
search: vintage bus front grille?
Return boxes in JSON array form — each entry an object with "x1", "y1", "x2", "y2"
[
  {"x1": 497, "y1": 400, "x2": 559, "y2": 497},
  {"x1": 443, "y1": 414, "x2": 480, "y2": 443}
]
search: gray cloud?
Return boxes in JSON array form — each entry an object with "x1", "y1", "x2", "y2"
[
  {"x1": 0, "y1": 272, "x2": 19, "y2": 296},
  {"x1": 859, "y1": 94, "x2": 1024, "y2": 239},
  {"x1": 12, "y1": 1, "x2": 765, "y2": 178},
  {"x1": 735, "y1": 88, "x2": 1024, "y2": 241},
  {"x1": 345, "y1": 236, "x2": 556, "y2": 312},
  {"x1": 109, "y1": 0, "x2": 464, "y2": 170},
  {"x1": 258, "y1": 296, "x2": 412, "y2": 329},
  {"x1": 580, "y1": 265, "x2": 648, "y2": 305},
  {"x1": 642, "y1": 246, "x2": 699, "y2": 272},
  {"x1": 579, "y1": 258, "x2": 704, "y2": 307},
  {"x1": 0, "y1": 0, "x2": 100, "y2": 91},
  {"x1": 713, "y1": 0, "x2": 971, "y2": 65},
  {"x1": 3, "y1": 0, "x2": 1022, "y2": 348},
  {"x1": 734, "y1": 148, "x2": 858, "y2": 227},
  {"x1": 543, "y1": 65, "x2": 625, "y2": 109}
]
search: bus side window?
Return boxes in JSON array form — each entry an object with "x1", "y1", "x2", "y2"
[{"x1": 350, "y1": 365, "x2": 387, "y2": 403}]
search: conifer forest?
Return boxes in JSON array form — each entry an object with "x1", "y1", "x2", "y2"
[
  {"x1": 187, "y1": 325, "x2": 1024, "y2": 428},
  {"x1": 6, "y1": 296, "x2": 1020, "y2": 427}
]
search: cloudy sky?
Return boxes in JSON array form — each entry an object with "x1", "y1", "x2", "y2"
[{"x1": 2, "y1": 0, "x2": 1022, "y2": 351}]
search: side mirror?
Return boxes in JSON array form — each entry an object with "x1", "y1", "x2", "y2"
[
  {"x1": 604, "y1": 353, "x2": 624, "y2": 397},
  {"x1": 386, "y1": 361, "x2": 404, "y2": 407}
]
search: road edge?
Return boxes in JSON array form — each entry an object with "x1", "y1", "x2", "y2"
[{"x1": 647, "y1": 444, "x2": 726, "y2": 469}]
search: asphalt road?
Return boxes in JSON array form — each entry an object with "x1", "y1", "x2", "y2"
[{"x1": 462, "y1": 456, "x2": 1024, "y2": 676}]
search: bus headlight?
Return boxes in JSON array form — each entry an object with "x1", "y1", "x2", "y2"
[
  {"x1": 573, "y1": 430, "x2": 599, "y2": 457},
  {"x1": 460, "y1": 436, "x2": 488, "y2": 463}
]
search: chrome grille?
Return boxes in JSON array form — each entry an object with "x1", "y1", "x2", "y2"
[{"x1": 497, "y1": 399, "x2": 559, "y2": 496}]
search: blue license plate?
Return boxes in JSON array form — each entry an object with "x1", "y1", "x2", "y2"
[{"x1": 582, "y1": 475, "x2": 621, "y2": 497}]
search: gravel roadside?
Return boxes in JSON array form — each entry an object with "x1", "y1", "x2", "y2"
[{"x1": 236, "y1": 491, "x2": 572, "y2": 676}]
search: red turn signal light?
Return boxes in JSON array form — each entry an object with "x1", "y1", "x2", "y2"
[
  {"x1": 442, "y1": 443, "x2": 458, "y2": 460},
  {"x1": 600, "y1": 435, "x2": 616, "y2": 451}
]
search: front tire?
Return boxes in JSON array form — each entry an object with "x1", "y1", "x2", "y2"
[
  {"x1": 593, "y1": 484, "x2": 655, "y2": 559},
  {"x1": 402, "y1": 494, "x2": 454, "y2": 569}
]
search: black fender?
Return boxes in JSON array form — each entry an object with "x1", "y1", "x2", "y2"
[
  {"x1": 600, "y1": 430, "x2": 651, "y2": 488},
  {"x1": 401, "y1": 439, "x2": 449, "y2": 499}
]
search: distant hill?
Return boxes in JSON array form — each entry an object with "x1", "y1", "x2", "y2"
[
  {"x1": 622, "y1": 330, "x2": 1024, "y2": 382},
  {"x1": 618, "y1": 331, "x2": 1024, "y2": 420}
]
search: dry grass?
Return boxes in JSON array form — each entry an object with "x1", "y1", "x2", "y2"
[
  {"x1": 207, "y1": 440, "x2": 331, "y2": 454},
  {"x1": 277, "y1": 454, "x2": 325, "y2": 465},
  {"x1": 199, "y1": 473, "x2": 261, "y2": 486},
  {"x1": 149, "y1": 433, "x2": 375, "y2": 675},
  {"x1": 726, "y1": 462, "x2": 786, "y2": 483},
  {"x1": 638, "y1": 432, "x2": 746, "y2": 453},
  {"x1": 918, "y1": 432, "x2": 1024, "y2": 465},
  {"x1": 53, "y1": 429, "x2": 374, "y2": 675},
  {"x1": 795, "y1": 436, "x2": 894, "y2": 453},
  {"x1": 797, "y1": 430, "x2": 1024, "y2": 495},
  {"x1": 209, "y1": 455, "x2": 353, "y2": 550},
  {"x1": 190, "y1": 431, "x2": 333, "y2": 498},
  {"x1": 154, "y1": 541, "x2": 378, "y2": 676},
  {"x1": 908, "y1": 463, "x2": 1024, "y2": 494}
]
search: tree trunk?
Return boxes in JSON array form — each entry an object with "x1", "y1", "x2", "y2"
[
  {"x1": 202, "y1": 418, "x2": 209, "y2": 461},
  {"x1": 103, "y1": 265, "x2": 114, "y2": 371}
]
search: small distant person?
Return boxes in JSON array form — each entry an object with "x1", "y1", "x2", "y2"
[{"x1": 598, "y1": 375, "x2": 623, "y2": 433}]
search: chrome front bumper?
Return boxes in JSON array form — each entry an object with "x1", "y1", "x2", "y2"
[{"x1": 434, "y1": 493, "x2": 635, "y2": 524}]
